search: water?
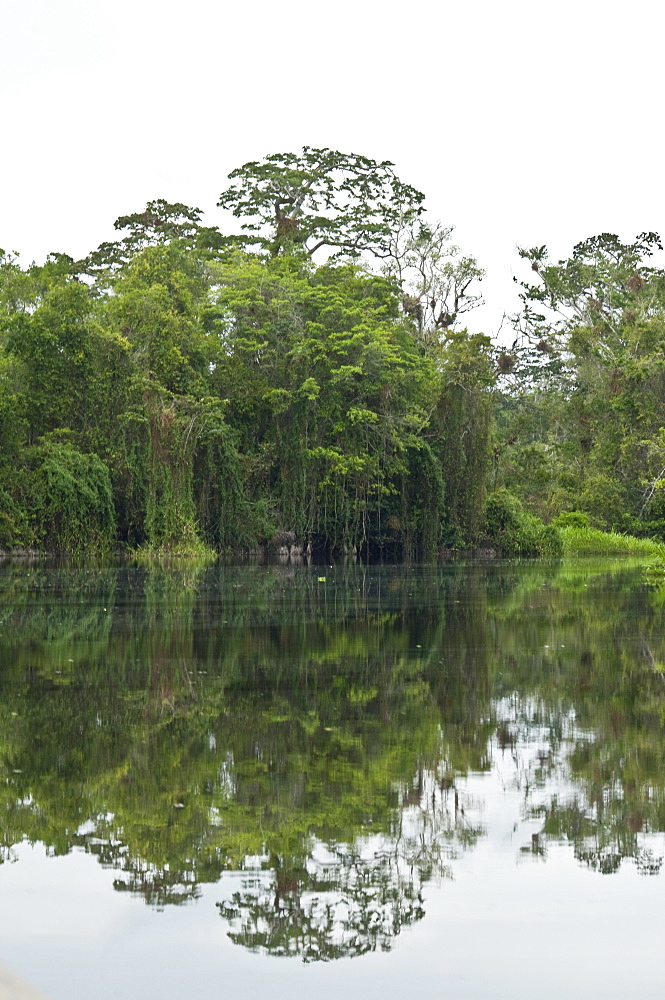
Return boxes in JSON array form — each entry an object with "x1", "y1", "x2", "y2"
[{"x1": 1, "y1": 559, "x2": 664, "y2": 998}]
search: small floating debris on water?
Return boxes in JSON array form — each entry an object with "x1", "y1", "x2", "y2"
[{"x1": 173, "y1": 802, "x2": 185, "y2": 809}]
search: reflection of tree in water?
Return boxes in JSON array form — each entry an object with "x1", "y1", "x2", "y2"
[
  {"x1": 113, "y1": 865, "x2": 201, "y2": 907},
  {"x1": 217, "y1": 771, "x2": 481, "y2": 960},
  {"x1": 491, "y1": 691, "x2": 665, "y2": 877},
  {"x1": 219, "y1": 849, "x2": 427, "y2": 961},
  {"x1": 540, "y1": 799, "x2": 664, "y2": 876},
  {"x1": 526, "y1": 782, "x2": 665, "y2": 876},
  {"x1": 3, "y1": 560, "x2": 665, "y2": 952},
  {"x1": 69, "y1": 819, "x2": 214, "y2": 908}
]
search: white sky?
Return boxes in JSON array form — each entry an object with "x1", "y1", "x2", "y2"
[{"x1": 2, "y1": 0, "x2": 663, "y2": 338}]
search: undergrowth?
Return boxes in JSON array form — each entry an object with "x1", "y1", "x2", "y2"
[{"x1": 559, "y1": 526, "x2": 665, "y2": 558}]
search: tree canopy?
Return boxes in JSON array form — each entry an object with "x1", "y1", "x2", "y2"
[
  {"x1": 217, "y1": 147, "x2": 426, "y2": 259},
  {"x1": 2, "y1": 148, "x2": 665, "y2": 557},
  {"x1": 495, "y1": 232, "x2": 665, "y2": 533},
  {"x1": 0, "y1": 149, "x2": 500, "y2": 558}
]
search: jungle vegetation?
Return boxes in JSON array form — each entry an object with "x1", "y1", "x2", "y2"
[{"x1": 1, "y1": 148, "x2": 664, "y2": 557}]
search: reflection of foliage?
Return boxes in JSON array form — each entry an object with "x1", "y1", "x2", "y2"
[
  {"x1": 219, "y1": 849, "x2": 429, "y2": 962},
  {"x1": 112, "y1": 868, "x2": 202, "y2": 907},
  {"x1": 0, "y1": 561, "x2": 493, "y2": 924},
  {"x1": 217, "y1": 771, "x2": 476, "y2": 961},
  {"x1": 534, "y1": 798, "x2": 664, "y2": 876},
  {"x1": 1, "y1": 558, "x2": 665, "y2": 959}
]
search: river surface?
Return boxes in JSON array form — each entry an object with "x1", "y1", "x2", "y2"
[{"x1": 0, "y1": 559, "x2": 664, "y2": 998}]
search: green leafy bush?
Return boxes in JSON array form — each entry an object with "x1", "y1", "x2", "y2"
[
  {"x1": 552, "y1": 511, "x2": 591, "y2": 529},
  {"x1": 19, "y1": 441, "x2": 116, "y2": 553},
  {"x1": 484, "y1": 488, "x2": 563, "y2": 557},
  {"x1": 0, "y1": 486, "x2": 28, "y2": 548},
  {"x1": 559, "y1": 526, "x2": 665, "y2": 557}
]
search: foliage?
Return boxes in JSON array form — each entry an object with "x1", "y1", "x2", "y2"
[
  {"x1": 496, "y1": 232, "x2": 665, "y2": 538},
  {"x1": 217, "y1": 147, "x2": 425, "y2": 259},
  {"x1": 10, "y1": 439, "x2": 116, "y2": 553},
  {"x1": 551, "y1": 511, "x2": 591, "y2": 529},
  {"x1": 0, "y1": 152, "x2": 495, "y2": 557},
  {"x1": 208, "y1": 253, "x2": 443, "y2": 555},
  {"x1": 559, "y1": 525, "x2": 665, "y2": 558},
  {"x1": 430, "y1": 332, "x2": 494, "y2": 546},
  {"x1": 383, "y1": 220, "x2": 485, "y2": 345},
  {"x1": 0, "y1": 486, "x2": 28, "y2": 548},
  {"x1": 483, "y1": 488, "x2": 562, "y2": 557},
  {"x1": 79, "y1": 199, "x2": 225, "y2": 276},
  {"x1": 14, "y1": 154, "x2": 665, "y2": 559}
]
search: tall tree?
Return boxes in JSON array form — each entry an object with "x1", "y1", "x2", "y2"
[
  {"x1": 217, "y1": 147, "x2": 425, "y2": 259},
  {"x1": 80, "y1": 199, "x2": 224, "y2": 277},
  {"x1": 498, "y1": 233, "x2": 665, "y2": 530},
  {"x1": 209, "y1": 253, "x2": 440, "y2": 555},
  {"x1": 384, "y1": 220, "x2": 485, "y2": 344}
]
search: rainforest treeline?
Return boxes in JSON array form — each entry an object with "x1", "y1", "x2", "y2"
[{"x1": 1, "y1": 148, "x2": 664, "y2": 558}]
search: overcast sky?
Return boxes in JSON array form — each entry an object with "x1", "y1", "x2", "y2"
[{"x1": 2, "y1": 0, "x2": 663, "y2": 337}]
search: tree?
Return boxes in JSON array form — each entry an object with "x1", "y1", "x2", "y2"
[
  {"x1": 426, "y1": 331, "x2": 495, "y2": 546},
  {"x1": 0, "y1": 153, "x2": 492, "y2": 555},
  {"x1": 383, "y1": 220, "x2": 485, "y2": 345},
  {"x1": 497, "y1": 233, "x2": 665, "y2": 531},
  {"x1": 99, "y1": 241, "x2": 248, "y2": 552},
  {"x1": 208, "y1": 253, "x2": 441, "y2": 555},
  {"x1": 80, "y1": 199, "x2": 224, "y2": 277},
  {"x1": 5, "y1": 278, "x2": 102, "y2": 442},
  {"x1": 217, "y1": 147, "x2": 425, "y2": 259}
]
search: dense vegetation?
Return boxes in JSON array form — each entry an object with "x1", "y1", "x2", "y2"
[{"x1": 1, "y1": 148, "x2": 664, "y2": 557}]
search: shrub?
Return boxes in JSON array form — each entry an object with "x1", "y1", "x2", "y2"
[
  {"x1": 559, "y1": 525, "x2": 665, "y2": 558},
  {"x1": 577, "y1": 474, "x2": 628, "y2": 530},
  {"x1": 552, "y1": 511, "x2": 591, "y2": 529},
  {"x1": 0, "y1": 486, "x2": 28, "y2": 549},
  {"x1": 484, "y1": 488, "x2": 563, "y2": 557},
  {"x1": 19, "y1": 440, "x2": 116, "y2": 553}
]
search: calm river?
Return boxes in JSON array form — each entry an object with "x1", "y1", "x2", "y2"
[{"x1": 0, "y1": 559, "x2": 664, "y2": 998}]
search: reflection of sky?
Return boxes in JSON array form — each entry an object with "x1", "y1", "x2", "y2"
[{"x1": 3, "y1": 707, "x2": 665, "y2": 1000}]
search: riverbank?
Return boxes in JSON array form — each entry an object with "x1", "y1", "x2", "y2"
[{"x1": 559, "y1": 526, "x2": 665, "y2": 558}]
